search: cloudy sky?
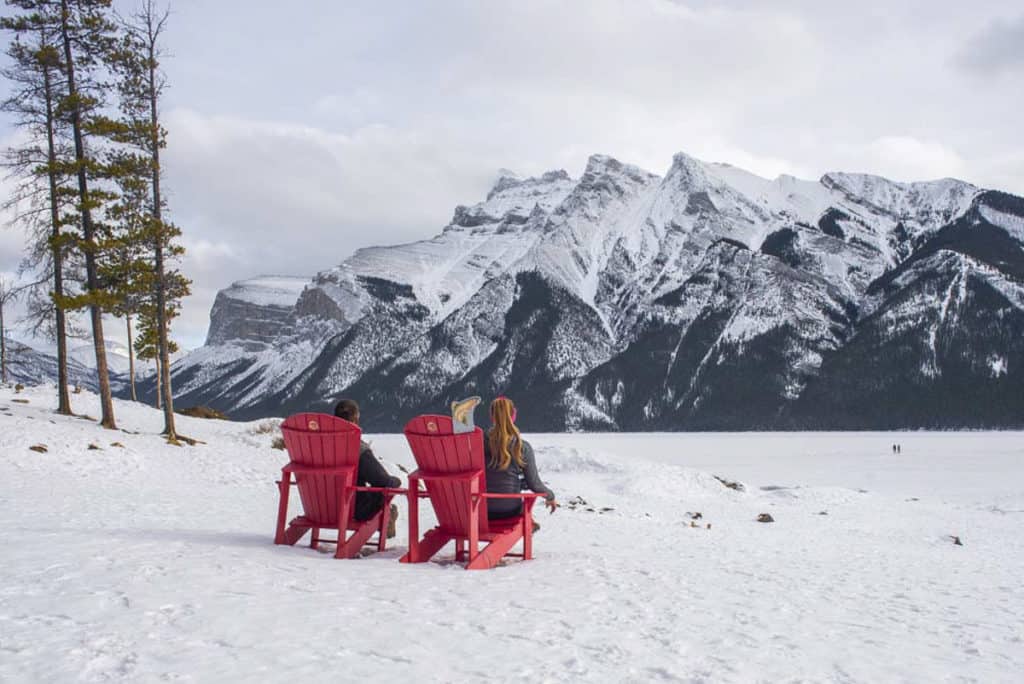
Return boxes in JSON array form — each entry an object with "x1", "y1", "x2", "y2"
[{"x1": 1, "y1": 0, "x2": 1022, "y2": 350}]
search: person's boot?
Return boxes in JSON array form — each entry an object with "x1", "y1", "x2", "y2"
[{"x1": 387, "y1": 504, "x2": 399, "y2": 539}]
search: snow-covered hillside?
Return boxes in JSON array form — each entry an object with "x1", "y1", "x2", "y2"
[
  {"x1": 4, "y1": 338, "x2": 99, "y2": 390},
  {"x1": 2, "y1": 386, "x2": 1022, "y2": 681},
  {"x1": 70, "y1": 340, "x2": 134, "y2": 376},
  {"x1": 151, "y1": 152, "x2": 1024, "y2": 430}
]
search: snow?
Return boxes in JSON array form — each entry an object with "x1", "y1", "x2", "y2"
[
  {"x1": 172, "y1": 151, "x2": 1010, "y2": 420},
  {"x1": 70, "y1": 341, "x2": 133, "y2": 376},
  {"x1": 988, "y1": 354, "x2": 1008, "y2": 377},
  {"x1": 4, "y1": 339, "x2": 99, "y2": 389},
  {"x1": 220, "y1": 276, "x2": 309, "y2": 308},
  {"x1": 2, "y1": 385, "x2": 1023, "y2": 682},
  {"x1": 980, "y1": 204, "x2": 1024, "y2": 244},
  {"x1": 821, "y1": 173, "x2": 977, "y2": 224},
  {"x1": 706, "y1": 162, "x2": 835, "y2": 223},
  {"x1": 312, "y1": 168, "x2": 576, "y2": 321}
]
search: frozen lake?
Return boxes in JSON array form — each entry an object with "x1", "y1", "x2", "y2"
[
  {"x1": 3, "y1": 387, "x2": 1022, "y2": 682},
  {"x1": 527, "y1": 431, "x2": 1024, "y2": 502}
]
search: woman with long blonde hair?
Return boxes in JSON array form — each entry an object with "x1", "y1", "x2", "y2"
[{"x1": 484, "y1": 396, "x2": 557, "y2": 520}]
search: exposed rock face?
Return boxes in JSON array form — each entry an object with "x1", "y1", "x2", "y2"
[
  {"x1": 152, "y1": 153, "x2": 1024, "y2": 431},
  {"x1": 205, "y1": 277, "x2": 309, "y2": 347}
]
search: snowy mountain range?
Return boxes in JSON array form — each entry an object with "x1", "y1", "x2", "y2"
[
  {"x1": 69, "y1": 340, "x2": 134, "y2": 376},
  {"x1": 142, "y1": 152, "x2": 1024, "y2": 430},
  {"x1": 3, "y1": 338, "x2": 100, "y2": 391}
]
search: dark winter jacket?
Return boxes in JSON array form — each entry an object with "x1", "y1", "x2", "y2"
[
  {"x1": 353, "y1": 440, "x2": 401, "y2": 521},
  {"x1": 483, "y1": 436, "x2": 554, "y2": 519}
]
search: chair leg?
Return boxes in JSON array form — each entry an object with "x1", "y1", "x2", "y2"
[
  {"x1": 377, "y1": 496, "x2": 393, "y2": 552},
  {"x1": 468, "y1": 480, "x2": 480, "y2": 565},
  {"x1": 339, "y1": 514, "x2": 382, "y2": 558},
  {"x1": 282, "y1": 519, "x2": 310, "y2": 546},
  {"x1": 523, "y1": 510, "x2": 533, "y2": 560},
  {"x1": 403, "y1": 478, "x2": 421, "y2": 562},
  {"x1": 274, "y1": 474, "x2": 291, "y2": 544},
  {"x1": 456, "y1": 538, "x2": 466, "y2": 562},
  {"x1": 466, "y1": 528, "x2": 521, "y2": 570},
  {"x1": 277, "y1": 473, "x2": 311, "y2": 547},
  {"x1": 310, "y1": 527, "x2": 319, "y2": 550},
  {"x1": 399, "y1": 528, "x2": 450, "y2": 563},
  {"x1": 334, "y1": 478, "x2": 353, "y2": 560}
]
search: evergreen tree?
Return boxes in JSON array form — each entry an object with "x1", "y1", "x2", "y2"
[
  {"x1": 134, "y1": 309, "x2": 160, "y2": 407},
  {"x1": 97, "y1": 219, "x2": 146, "y2": 401},
  {"x1": 50, "y1": 0, "x2": 121, "y2": 429},
  {"x1": 101, "y1": 145, "x2": 153, "y2": 403},
  {"x1": 109, "y1": 0, "x2": 189, "y2": 440},
  {"x1": 134, "y1": 303, "x2": 179, "y2": 409},
  {"x1": 1, "y1": 2, "x2": 77, "y2": 413}
]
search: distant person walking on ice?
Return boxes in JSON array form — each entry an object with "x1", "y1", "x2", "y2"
[
  {"x1": 483, "y1": 396, "x2": 558, "y2": 523},
  {"x1": 333, "y1": 398, "x2": 401, "y2": 536}
]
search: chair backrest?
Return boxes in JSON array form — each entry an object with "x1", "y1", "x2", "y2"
[
  {"x1": 281, "y1": 412, "x2": 361, "y2": 526},
  {"x1": 404, "y1": 415, "x2": 489, "y2": 535}
]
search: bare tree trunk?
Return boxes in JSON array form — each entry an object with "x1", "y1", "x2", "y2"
[
  {"x1": 145, "y1": 26, "x2": 175, "y2": 440},
  {"x1": 154, "y1": 355, "x2": 162, "y2": 410},
  {"x1": 42, "y1": 53, "x2": 72, "y2": 415},
  {"x1": 60, "y1": 0, "x2": 115, "y2": 429},
  {"x1": 0, "y1": 296, "x2": 6, "y2": 384},
  {"x1": 126, "y1": 315, "x2": 137, "y2": 401}
]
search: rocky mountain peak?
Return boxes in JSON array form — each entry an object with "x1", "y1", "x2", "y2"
[
  {"x1": 158, "y1": 151, "x2": 1024, "y2": 431},
  {"x1": 205, "y1": 276, "x2": 308, "y2": 347}
]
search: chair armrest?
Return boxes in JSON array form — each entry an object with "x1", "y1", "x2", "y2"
[
  {"x1": 352, "y1": 486, "x2": 408, "y2": 495},
  {"x1": 282, "y1": 463, "x2": 354, "y2": 475},
  {"x1": 477, "y1": 492, "x2": 548, "y2": 499},
  {"x1": 408, "y1": 468, "x2": 485, "y2": 483}
]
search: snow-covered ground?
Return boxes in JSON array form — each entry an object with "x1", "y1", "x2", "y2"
[{"x1": 1, "y1": 385, "x2": 1022, "y2": 682}]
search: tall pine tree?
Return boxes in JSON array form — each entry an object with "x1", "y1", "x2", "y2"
[
  {"x1": 1, "y1": 3, "x2": 76, "y2": 413},
  {"x1": 109, "y1": 0, "x2": 189, "y2": 440},
  {"x1": 53, "y1": 0, "x2": 121, "y2": 429}
]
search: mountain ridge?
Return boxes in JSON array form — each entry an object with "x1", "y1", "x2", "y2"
[{"x1": 135, "y1": 151, "x2": 1023, "y2": 430}]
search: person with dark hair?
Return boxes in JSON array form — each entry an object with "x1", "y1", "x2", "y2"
[
  {"x1": 333, "y1": 399, "x2": 401, "y2": 536},
  {"x1": 483, "y1": 396, "x2": 557, "y2": 524}
]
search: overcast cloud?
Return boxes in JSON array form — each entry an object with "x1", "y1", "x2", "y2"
[{"x1": 1, "y1": 0, "x2": 1022, "y2": 349}]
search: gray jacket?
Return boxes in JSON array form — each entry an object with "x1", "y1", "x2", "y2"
[{"x1": 483, "y1": 436, "x2": 554, "y2": 518}]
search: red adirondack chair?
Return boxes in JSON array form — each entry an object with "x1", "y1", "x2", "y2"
[
  {"x1": 274, "y1": 412, "x2": 403, "y2": 559},
  {"x1": 399, "y1": 415, "x2": 545, "y2": 570}
]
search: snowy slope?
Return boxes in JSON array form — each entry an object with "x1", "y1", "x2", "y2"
[
  {"x1": 4, "y1": 338, "x2": 100, "y2": 390},
  {"x1": 70, "y1": 340, "x2": 134, "y2": 376},
  {"x1": 2, "y1": 386, "x2": 1023, "y2": 682},
  {"x1": 300, "y1": 169, "x2": 577, "y2": 324},
  {"x1": 217, "y1": 276, "x2": 309, "y2": 308}
]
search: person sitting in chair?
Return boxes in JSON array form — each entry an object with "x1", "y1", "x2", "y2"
[
  {"x1": 333, "y1": 399, "x2": 401, "y2": 537},
  {"x1": 483, "y1": 396, "x2": 557, "y2": 525}
]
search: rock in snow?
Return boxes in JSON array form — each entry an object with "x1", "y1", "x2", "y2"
[{"x1": 139, "y1": 151, "x2": 1024, "y2": 430}]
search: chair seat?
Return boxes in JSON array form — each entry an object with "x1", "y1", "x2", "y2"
[
  {"x1": 289, "y1": 514, "x2": 368, "y2": 532},
  {"x1": 484, "y1": 517, "x2": 521, "y2": 532}
]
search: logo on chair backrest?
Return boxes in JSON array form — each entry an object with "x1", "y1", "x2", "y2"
[
  {"x1": 426, "y1": 420, "x2": 438, "y2": 433},
  {"x1": 308, "y1": 419, "x2": 320, "y2": 431}
]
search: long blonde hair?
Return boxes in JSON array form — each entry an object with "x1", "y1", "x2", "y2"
[{"x1": 488, "y1": 397, "x2": 524, "y2": 470}]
